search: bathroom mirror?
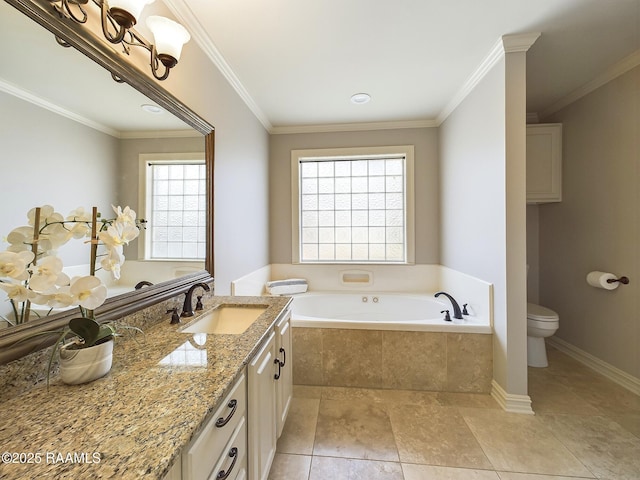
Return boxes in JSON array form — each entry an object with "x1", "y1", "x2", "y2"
[{"x1": 0, "y1": 0, "x2": 214, "y2": 364}]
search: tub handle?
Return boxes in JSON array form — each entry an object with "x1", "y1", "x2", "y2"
[
  {"x1": 278, "y1": 347, "x2": 286, "y2": 367},
  {"x1": 441, "y1": 310, "x2": 452, "y2": 322}
]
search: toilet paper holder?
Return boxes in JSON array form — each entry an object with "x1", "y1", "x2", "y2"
[{"x1": 606, "y1": 276, "x2": 630, "y2": 285}]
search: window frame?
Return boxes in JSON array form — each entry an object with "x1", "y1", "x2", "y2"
[
  {"x1": 291, "y1": 145, "x2": 415, "y2": 265},
  {"x1": 138, "y1": 152, "x2": 207, "y2": 262}
]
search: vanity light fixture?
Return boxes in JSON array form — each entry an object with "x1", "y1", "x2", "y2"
[{"x1": 49, "y1": 0, "x2": 190, "y2": 81}]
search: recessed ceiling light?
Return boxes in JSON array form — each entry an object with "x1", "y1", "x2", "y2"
[
  {"x1": 141, "y1": 104, "x2": 164, "y2": 114},
  {"x1": 350, "y1": 93, "x2": 371, "y2": 104}
]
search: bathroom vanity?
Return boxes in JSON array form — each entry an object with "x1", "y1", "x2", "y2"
[{"x1": 0, "y1": 295, "x2": 292, "y2": 480}]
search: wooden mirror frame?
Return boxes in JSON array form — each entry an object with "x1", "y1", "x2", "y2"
[{"x1": 0, "y1": 0, "x2": 215, "y2": 364}]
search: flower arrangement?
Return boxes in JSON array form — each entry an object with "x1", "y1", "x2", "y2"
[{"x1": 0, "y1": 204, "x2": 143, "y2": 333}]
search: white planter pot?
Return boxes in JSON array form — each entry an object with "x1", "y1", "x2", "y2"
[{"x1": 59, "y1": 339, "x2": 114, "y2": 385}]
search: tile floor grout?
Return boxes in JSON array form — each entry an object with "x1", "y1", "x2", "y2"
[{"x1": 269, "y1": 346, "x2": 640, "y2": 479}]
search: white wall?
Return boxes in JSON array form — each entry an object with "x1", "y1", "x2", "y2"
[
  {"x1": 268, "y1": 128, "x2": 439, "y2": 264},
  {"x1": 140, "y1": 3, "x2": 271, "y2": 295},
  {"x1": 538, "y1": 65, "x2": 640, "y2": 379},
  {"x1": 439, "y1": 45, "x2": 530, "y2": 400}
]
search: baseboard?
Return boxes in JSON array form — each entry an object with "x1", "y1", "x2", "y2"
[
  {"x1": 547, "y1": 336, "x2": 640, "y2": 396},
  {"x1": 491, "y1": 379, "x2": 534, "y2": 415}
]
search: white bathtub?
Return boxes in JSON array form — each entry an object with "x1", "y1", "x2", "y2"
[{"x1": 291, "y1": 292, "x2": 491, "y2": 334}]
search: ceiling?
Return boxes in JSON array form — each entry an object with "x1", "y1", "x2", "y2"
[{"x1": 166, "y1": 0, "x2": 640, "y2": 131}]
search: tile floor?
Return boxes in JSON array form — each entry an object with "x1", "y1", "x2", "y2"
[{"x1": 268, "y1": 346, "x2": 640, "y2": 480}]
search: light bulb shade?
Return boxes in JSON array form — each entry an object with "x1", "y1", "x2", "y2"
[
  {"x1": 108, "y1": 0, "x2": 155, "y2": 24},
  {"x1": 146, "y1": 16, "x2": 191, "y2": 62}
]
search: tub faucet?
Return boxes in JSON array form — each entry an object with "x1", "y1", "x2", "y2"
[
  {"x1": 181, "y1": 282, "x2": 211, "y2": 317},
  {"x1": 434, "y1": 291, "x2": 463, "y2": 319}
]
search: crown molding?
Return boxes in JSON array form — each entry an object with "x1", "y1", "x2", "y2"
[
  {"x1": 436, "y1": 33, "x2": 540, "y2": 126},
  {"x1": 540, "y1": 48, "x2": 640, "y2": 119},
  {"x1": 270, "y1": 119, "x2": 437, "y2": 135},
  {"x1": 164, "y1": 0, "x2": 273, "y2": 132},
  {"x1": 0, "y1": 77, "x2": 118, "y2": 137},
  {"x1": 119, "y1": 129, "x2": 203, "y2": 139}
]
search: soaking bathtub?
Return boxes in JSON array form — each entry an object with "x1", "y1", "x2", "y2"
[{"x1": 290, "y1": 292, "x2": 491, "y2": 334}]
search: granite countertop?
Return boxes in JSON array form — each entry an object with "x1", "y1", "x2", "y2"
[{"x1": 0, "y1": 295, "x2": 292, "y2": 480}]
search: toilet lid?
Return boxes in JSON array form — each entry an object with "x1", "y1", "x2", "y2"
[{"x1": 527, "y1": 303, "x2": 559, "y2": 321}]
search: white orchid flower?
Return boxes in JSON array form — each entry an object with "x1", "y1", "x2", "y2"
[
  {"x1": 70, "y1": 275, "x2": 107, "y2": 310},
  {"x1": 0, "y1": 250, "x2": 35, "y2": 281},
  {"x1": 99, "y1": 222, "x2": 139, "y2": 248},
  {"x1": 6, "y1": 226, "x2": 35, "y2": 252},
  {"x1": 35, "y1": 286, "x2": 75, "y2": 308},
  {"x1": 66, "y1": 222, "x2": 91, "y2": 240},
  {"x1": 100, "y1": 246, "x2": 125, "y2": 280},
  {"x1": 0, "y1": 280, "x2": 35, "y2": 303},
  {"x1": 29, "y1": 255, "x2": 68, "y2": 292},
  {"x1": 66, "y1": 207, "x2": 92, "y2": 222},
  {"x1": 27, "y1": 205, "x2": 63, "y2": 227},
  {"x1": 112, "y1": 205, "x2": 137, "y2": 226}
]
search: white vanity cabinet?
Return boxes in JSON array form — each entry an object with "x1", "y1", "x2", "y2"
[
  {"x1": 526, "y1": 123, "x2": 562, "y2": 203},
  {"x1": 248, "y1": 331, "x2": 277, "y2": 480},
  {"x1": 274, "y1": 309, "x2": 292, "y2": 438},
  {"x1": 181, "y1": 373, "x2": 247, "y2": 480},
  {"x1": 247, "y1": 307, "x2": 293, "y2": 480}
]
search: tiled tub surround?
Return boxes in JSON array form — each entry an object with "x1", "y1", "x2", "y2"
[
  {"x1": 293, "y1": 327, "x2": 493, "y2": 393},
  {"x1": 0, "y1": 294, "x2": 292, "y2": 480}
]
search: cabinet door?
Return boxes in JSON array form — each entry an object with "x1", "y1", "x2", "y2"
[
  {"x1": 248, "y1": 332, "x2": 277, "y2": 480},
  {"x1": 526, "y1": 124, "x2": 562, "y2": 203},
  {"x1": 275, "y1": 310, "x2": 293, "y2": 438}
]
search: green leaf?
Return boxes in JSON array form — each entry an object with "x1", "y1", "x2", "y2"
[{"x1": 68, "y1": 317, "x2": 100, "y2": 346}]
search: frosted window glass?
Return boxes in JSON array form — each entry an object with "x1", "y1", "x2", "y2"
[
  {"x1": 369, "y1": 210, "x2": 385, "y2": 226},
  {"x1": 335, "y1": 227, "x2": 351, "y2": 243},
  {"x1": 336, "y1": 244, "x2": 351, "y2": 260},
  {"x1": 318, "y1": 178, "x2": 334, "y2": 194},
  {"x1": 352, "y1": 211, "x2": 368, "y2": 226},
  {"x1": 335, "y1": 178, "x2": 351, "y2": 193},
  {"x1": 319, "y1": 244, "x2": 334, "y2": 259},
  {"x1": 302, "y1": 227, "x2": 318, "y2": 243},
  {"x1": 318, "y1": 211, "x2": 334, "y2": 226},
  {"x1": 298, "y1": 154, "x2": 406, "y2": 263},
  {"x1": 302, "y1": 178, "x2": 317, "y2": 194},
  {"x1": 318, "y1": 195, "x2": 335, "y2": 210},
  {"x1": 147, "y1": 160, "x2": 206, "y2": 260},
  {"x1": 352, "y1": 194, "x2": 368, "y2": 210},
  {"x1": 319, "y1": 227, "x2": 335, "y2": 243}
]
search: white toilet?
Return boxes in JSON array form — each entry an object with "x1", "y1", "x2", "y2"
[{"x1": 527, "y1": 302, "x2": 559, "y2": 367}]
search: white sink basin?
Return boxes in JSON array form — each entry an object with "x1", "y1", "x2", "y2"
[{"x1": 180, "y1": 305, "x2": 268, "y2": 335}]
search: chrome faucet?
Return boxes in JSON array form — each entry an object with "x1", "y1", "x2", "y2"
[
  {"x1": 434, "y1": 291, "x2": 463, "y2": 319},
  {"x1": 181, "y1": 282, "x2": 211, "y2": 317}
]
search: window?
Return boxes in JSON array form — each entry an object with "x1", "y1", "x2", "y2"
[
  {"x1": 139, "y1": 153, "x2": 206, "y2": 260},
  {"x1": 291, "y1": 146, "x2": 414, "y2": 264}
]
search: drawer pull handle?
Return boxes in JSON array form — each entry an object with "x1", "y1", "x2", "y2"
[
  {"x1": 274, "y1": 358, "x2": 282, "y2": 380},
  {"x1": 215, "y1": 399, "x2": 237, "y2": 428},
  {"x1": 216, "y1": 447, "x2": 238, "y2": 480},
  {"x1": 279, "y1": 347, "x2": 286, "y2": 367}
]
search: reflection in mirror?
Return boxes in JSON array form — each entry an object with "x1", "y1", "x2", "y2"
[{"x1": 0, "y1": 1, "x2": 205, "y2": 330}]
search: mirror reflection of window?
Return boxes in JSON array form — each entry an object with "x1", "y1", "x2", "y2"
[{"x1": 139, "y1": 153, "x2": 207, "y2": 261}]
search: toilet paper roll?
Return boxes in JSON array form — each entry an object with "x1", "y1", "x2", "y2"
[{"x1": 586, "y1": 271, "x2": 619, "y2": 290}]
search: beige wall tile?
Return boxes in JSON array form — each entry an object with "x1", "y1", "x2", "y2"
[
  {"x1": 446, "y1": 333, "x2": 493, "y2": 393},
  {"x1": 322, "y1": 329, "x2": 383, "y2": 388},
  {"x1": 293, "y1": 328, "x2": 323, "y2": 385},
  {"x1": 381, "y1": 331, "x2": 446, "y2": 390}
]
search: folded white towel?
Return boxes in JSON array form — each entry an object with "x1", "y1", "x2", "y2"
[{"x1": 265, "y1": 278, "x2": 308, "y2": 295}]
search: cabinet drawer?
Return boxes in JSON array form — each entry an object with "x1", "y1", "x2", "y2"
[
  {"x1": 184, "y1": 373, "x2": 247, "y2": 480},
  {"x1": 209, "y1": 416, "x2": 247, "y2": 480}
]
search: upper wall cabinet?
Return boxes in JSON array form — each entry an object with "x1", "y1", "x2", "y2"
[{"x1": 526, "y1": 124, "x2": 563, "y2": 203}]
